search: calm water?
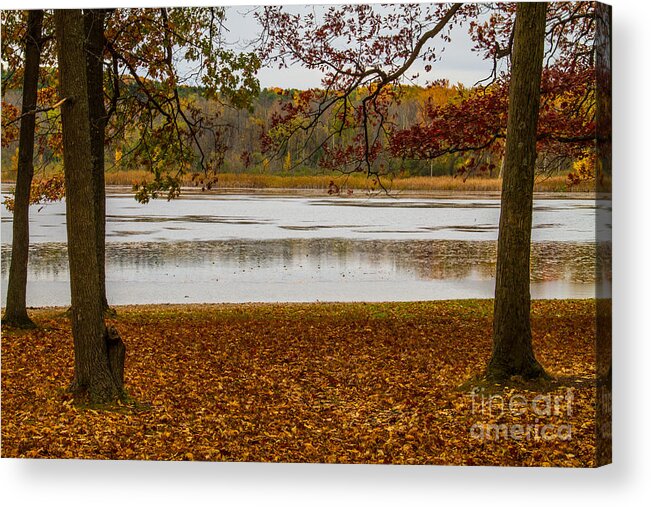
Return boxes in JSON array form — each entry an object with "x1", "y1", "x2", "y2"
[{"x1": 1, "y1": 193, "x2": 611, "y2": 306}]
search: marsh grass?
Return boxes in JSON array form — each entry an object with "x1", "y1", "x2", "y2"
[
  {"x1": 96, "y1": 170, "x2": 595, "y2": 193},
  {"x1": 1, "y1": 165, "x2": 597, "y2": 193}
]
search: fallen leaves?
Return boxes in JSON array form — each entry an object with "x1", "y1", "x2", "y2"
[{"x1": 1, "y1": 300, "x2": 601, "y2": 466}]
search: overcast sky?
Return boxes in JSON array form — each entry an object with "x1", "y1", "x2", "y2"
[{"x1": 221, "y1": 4, "x2": 495, "y2": 89}]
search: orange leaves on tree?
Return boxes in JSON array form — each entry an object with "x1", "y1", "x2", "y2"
[{"x1": 3, "y1": 173, "x2": 65, "y2": 212}]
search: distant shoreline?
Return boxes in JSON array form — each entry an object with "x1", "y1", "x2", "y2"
[
  {"x1": 107, "y1": 184, "x2": 601, "y2": 201},
  {"x1": 0, "y1": 182, "x2": 603, "y2": 201}
]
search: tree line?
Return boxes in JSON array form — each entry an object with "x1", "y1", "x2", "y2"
[{"x1": 3, "y1": 78, "x2": 593, "y2": 182}]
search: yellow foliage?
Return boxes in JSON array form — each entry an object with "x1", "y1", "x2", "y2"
[
  {"x1": 283, "y1": 151, "x2": 292, "y2": 171},
  {"x1": 572, "y1": 151, "x2": 596, "y2": 180}
]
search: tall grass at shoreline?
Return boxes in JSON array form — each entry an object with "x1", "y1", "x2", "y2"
[
  {"x1": 100, "y1": 170, "x2": 595, "y2": 192},
  {"x1": 1, "y1": 168, "x2": 597, "y2": 193}
]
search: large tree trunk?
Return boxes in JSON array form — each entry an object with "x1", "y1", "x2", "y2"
[
  {"x1": 486, "y1": 3, "x2": 548, "y2": 380},
  {"x1": 54, "y1": 9, "x2": 124, "y2": 403},
  {"x1": 2, "y1": 10, "x2": 44, "y2": 329},
  {"x1": 83, "y1": 9, "x2": 109, "y2": 312}
]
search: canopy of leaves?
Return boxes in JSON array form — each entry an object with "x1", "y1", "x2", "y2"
[
  {"x1": 390, "y1": 65, "x2": 596, "y2": 175},
  {"x1": 257, "y1": 2, "x2": 598, "y2": 182},
  {"x1": 103, "y1": 7, "x2": 260, "y2": 200},
  {"x1": 1, "y1": 8, "x2": 261, "y2": 203},
  {"x1": 256, "y1": 3, "x2": 471, "y2": 179}
]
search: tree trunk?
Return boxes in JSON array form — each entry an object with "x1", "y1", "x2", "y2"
[
  {"x1": 2, "y1": 10, "x2": 44, "y2": 329},
  {"x1": 83, "y1": 9, "x2": 109, "y2": 312},
  {"x1": 486, "y1": 3, "x2": 548, "y2": 380},
  {"x1": 55, "y1": 9, "x2": 124, "y2": 403}
]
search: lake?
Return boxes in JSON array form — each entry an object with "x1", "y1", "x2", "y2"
[{"x1": 1, "y1": 192, "x2": 611, "y2": 306}]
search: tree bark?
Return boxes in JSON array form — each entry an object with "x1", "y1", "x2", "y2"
[
  {"x1": 2, "y1": 10, "x2": 44, "y2": 328},
  {"x1": 486, "y1": 2, "x2": 548, "y2": 380},
  {"x1": 55, "y1": 9, "x2": 123, "y2": 403},
  {"x1": 83, "y1": 9, "x2": 109, "y2": 312}
]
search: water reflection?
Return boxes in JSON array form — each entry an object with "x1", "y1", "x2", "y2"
[
  {"x1": 1, "y1": 193, "x2": 610, "y2": 306},
  {"x1": 1, "y1": 239, "x2": 606, "y2": 306}
]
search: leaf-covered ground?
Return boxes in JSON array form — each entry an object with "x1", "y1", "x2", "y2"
[{"x1": 2, "y1": 300, "x2": 601, "y2": 466}]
